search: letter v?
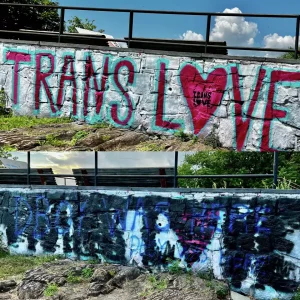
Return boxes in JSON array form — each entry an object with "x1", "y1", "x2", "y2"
[{"x1": 231, "y1": 67, "x2": 266, "y2": 151}]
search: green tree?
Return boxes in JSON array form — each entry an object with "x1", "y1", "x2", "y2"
[
  {"x1": 67, "y1": 16, "x2": 104, "y2": 33},
  {"x1": 279, "y1": 47, "x2": 299, "y2": 59},
  {"x1": 0, "y1": 0, "x2": 60, "y2": 31},
  {"x1": 178, "y1": 151, "x2": 300, "y2": 189},
  {"x1": 0, "y1": 147, "x2": 18, "y2": 168}
]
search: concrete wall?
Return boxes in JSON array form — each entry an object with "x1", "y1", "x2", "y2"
[
  {"x1": 1, "y1": 40, "x2": 300, "y2": 151},
  {"x1": 1, "y1": 185, "x2": 300, "y2": 299}
]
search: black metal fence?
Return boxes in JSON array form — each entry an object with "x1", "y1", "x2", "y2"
[
  {"x1": 0, "y1": 3, "x2": 299, "y2": 58},
  {"x1": 0, "y1": 151, "x2": 281, "y2": 189}
]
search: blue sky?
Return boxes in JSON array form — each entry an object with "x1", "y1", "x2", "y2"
[{"x1": 59, "y1": 0, "x2": 300, "y2": 56}]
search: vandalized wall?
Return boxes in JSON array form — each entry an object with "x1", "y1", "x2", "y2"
[
  {"x1": 0, "y1": 186, "x2": 300, "y2": 299},
  {"x1": 1, "y1": 40, "x2": 300, "y2": 151}
]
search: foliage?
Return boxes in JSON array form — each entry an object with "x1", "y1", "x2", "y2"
[
  {"x1": 174, "y1": 129, "x2": 197, "y2": 143},
  {"x1": 66, "y1": 271, "x2": 83, "y2": 284},
  {"x1": 70, "y1": 130, "x2": 89, "y2": 146},
  {"x1": 167, "y1": 259, "x2": 185, "y2": 275},
  {"x1": 140, "y1": 275, "x2": 168, "y2": 297},
  {"x1": 0, "y1": 0, "x2": 60, "y2": 32},
  {"x1": 67, "y1": 16, "x2": 104, "y2": 33},
  {"x1": 0, "y1": 115, "x2": 72, "y2": 131},
  {"x1": 279, "y1": 48, "x2": 299, "y2": 60},
  {"x1": 44, "y1": 283, "x2": 59, "y2": 297},
  {"x1": 0, "y1": 253, "x2": 63, "y2": 280},
  {"x1": 292, "y1": 287, "x2": 300, "y2": 300},
  {"x1": 81, "y1": 267, "x2": 93, "y2": 279},
  {"x1": 178, "y1": 151, "x2": 300, "y2": 189},
  {"x1": 136, "y1": 142, "x2": 165, "y2": 151},
  {"x1": 43, "y1": 133, "x2": 68, "y2": 147},
  {"x1": 91, "y1": 122, "x2": 111, "y2": 129}
]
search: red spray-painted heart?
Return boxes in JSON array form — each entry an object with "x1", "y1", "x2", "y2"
[{"x1": 180, "y1": 65, "x2": 227, "y2": 135}]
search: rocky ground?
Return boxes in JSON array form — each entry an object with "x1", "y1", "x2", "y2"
[
  {"x1": 0, "y1": 259, "x2": 231, "y2": 300},
  {"x1": 0, "y1": 122, "x2": 220, "y2": 151}
]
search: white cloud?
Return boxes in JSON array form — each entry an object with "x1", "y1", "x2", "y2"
[
  {"x1": 180, "y1": 30, "x2": 204, "y2": 41},
  {"x1": 262, "y1": 33, "x2": 300, "y2": 58},
  {"x1": 263, "y1": 33, "x2": 299, "y2": 49},
  {"x1": 210, "y1": 7, "x2": 259, "y2": 46}
]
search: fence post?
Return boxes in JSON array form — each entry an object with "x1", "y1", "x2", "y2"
[
  {"x1": 174, "y1": 151, "x2": 178, "y2": 188},
  {"x1": 128, "y1": 11, "x2": 134, "y2": 48},
  {"x1": 273, "y1": 152, "x2": 279, "y2": 189},
  {"x1": 94, "y1": 151, "x2": 98, "y2": 187},
  {"x1": 205, "y1": 15, "x2": 211, "y2": 54},
  {"x1": 58, "y1": 8, "x2": 65, "y2": 43},
  {"x1": 27, "y1": 151, "x2": 31, "y2": 185}
]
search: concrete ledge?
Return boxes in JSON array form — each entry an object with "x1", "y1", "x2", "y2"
[
  {"x1": 1, "y1": 38, "x2": 300, "y2": 64},
  {"x1": 0, "y1": 184, "x2": 299, "y2": 194}
]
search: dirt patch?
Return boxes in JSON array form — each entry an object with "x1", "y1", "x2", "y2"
[
  {"x1": 0, "y1": 259, "x2": 230, "y2": 300},
  {"x1": 0, "y1": 122, "x2": 219, "y2": 151}
]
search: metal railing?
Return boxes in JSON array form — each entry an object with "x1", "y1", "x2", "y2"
[
  {"x1": 0, "y1": 151, "x2": 282, "y2": 189},
  {"x1": 0, "y1": 3, "x2": 299, "y2": 58}
]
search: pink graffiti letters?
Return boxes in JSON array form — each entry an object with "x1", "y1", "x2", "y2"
[
  {"x1": 111, "y1": 60, "x2": 135, "y2": 126},
  {"x1": 232, "y1": 67, "x2": 266, "y2": 151},
  {"x1": 180, "y1": 64, "x2": 227, "y2": 135},
  {"x1": 84, "y1": 55, "x2": 109, "y2": 116},
  {"x1": 35, "y1": 53, "x2": 56, "y2": 113},
  {"x1": 5, "y1": 46, "x2": 300, "y2": 151},
  {"x1": 6, "y1": 51, "x2": 32, "y2": 105}
]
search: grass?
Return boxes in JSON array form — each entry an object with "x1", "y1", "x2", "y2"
[
  {"x1": 140, "y1": 275, "x2": 168, "y2": 297},
  {"x1": 0, "y1": 115, "x2": 72, "y2": 131},
  {"x1": 91, "y1": 122, "x2": 111, "y2": 129},
  {"x1": 44, "y1": 283, "x2": 59, "y2": 297},
  {"x1": 174, "y1": 129, "x2": 198, "y2": 143},
  {"x1": 167, "y1": 259, "x2": 185, "y2": 275},
  {"x1": 0, "y1": 252, "x2": 63, "y2": 280},
  {"x1": 66, "y1": 271, "x2": 83, "y2": 284},
  {"x1": 41, "y1": 130, "x2": 91, "y2": 148},
  {"x1": 136, "y1": 142, "x2": 165, "y2": 151},
  {"x1": 70, "y1": 130, "x2": 90, "y2": 146},
  {"x1": 81, "y1": 267, "x2": 93, "y2": 279}
]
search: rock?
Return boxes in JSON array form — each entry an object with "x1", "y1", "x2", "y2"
[
  {"x1": 0, "y1": 280, "x2": 17, "y2": 293},
  {"x1": 17, "y1": 281, "x2": 46, "y2": 299},
  {"x1": 91, "y1": 268, "x2": 112, "y2": 283},
  {"x1": 107, "y1": 266, "x2": 141, "y2": 288},
  {"x1": 88, "y1": 282, "x2": 115, "y2": 297}
]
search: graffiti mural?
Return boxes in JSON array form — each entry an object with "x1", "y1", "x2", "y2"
[
  {"x1": 1, "y1": 41, "x2": 300, "y2": 150},
  {"x1": 0, "y1": 187, "x2": 300, "y2": 299}
]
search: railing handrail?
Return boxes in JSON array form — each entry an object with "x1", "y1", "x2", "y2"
[
  {"x1": 0, "y1": 152, "x2": 281, "y2": 188},
  {"x1": 0, "y1": 3, "x2": 298, "y2": 18},
  {"x1": 0, "y1": 3, "x2": 299, "y2": 57}
]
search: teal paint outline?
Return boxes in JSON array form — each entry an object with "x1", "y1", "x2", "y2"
[
  {"x1": 105, "y1": 56, "x2": 137, "y2": 128},
  {"x1": 32, "y1": 49, "x2": 58, "y2": 117},
  {"x1": 151, "y1": 58, "x2": 185, "y2": 133},
  {"x1": 177, "y1": 60, "x2": 229, "y2": 136},
  {"x1": 55, "y1": 50, "x2": 78, "y2": 119},
  {"x1": 3, "y1": 47, "x2": 34, "y2": 111},
  {"x1": 266, "y1": 67, "x2": 300, "y2": 151}
]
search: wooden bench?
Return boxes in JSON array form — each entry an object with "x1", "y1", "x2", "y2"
[
  {"x1": 0, "y1": 168, "x2": 57, "y2": 185},
  {"x1": 72, "y1": 167, "x2": 175, "y2": 188}
]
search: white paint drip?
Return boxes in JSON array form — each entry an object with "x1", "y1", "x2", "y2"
[
  {"x1": 124, "y1": 209, "x2": 145, "y2": 267},
  {"x1": 0, "y1": 224, "x2": 8, "y2": 248},
  {"x1": 155, "y1": 213, "x2": 184, "y2": 264}
]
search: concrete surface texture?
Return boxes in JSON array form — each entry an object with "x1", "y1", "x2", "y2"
[
  {"x1": 0, "y1": 186, "x2": 300, "y2": 299},
  {"x1": 1, "y1": 40, "x2": 300, "y2": 151}
]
